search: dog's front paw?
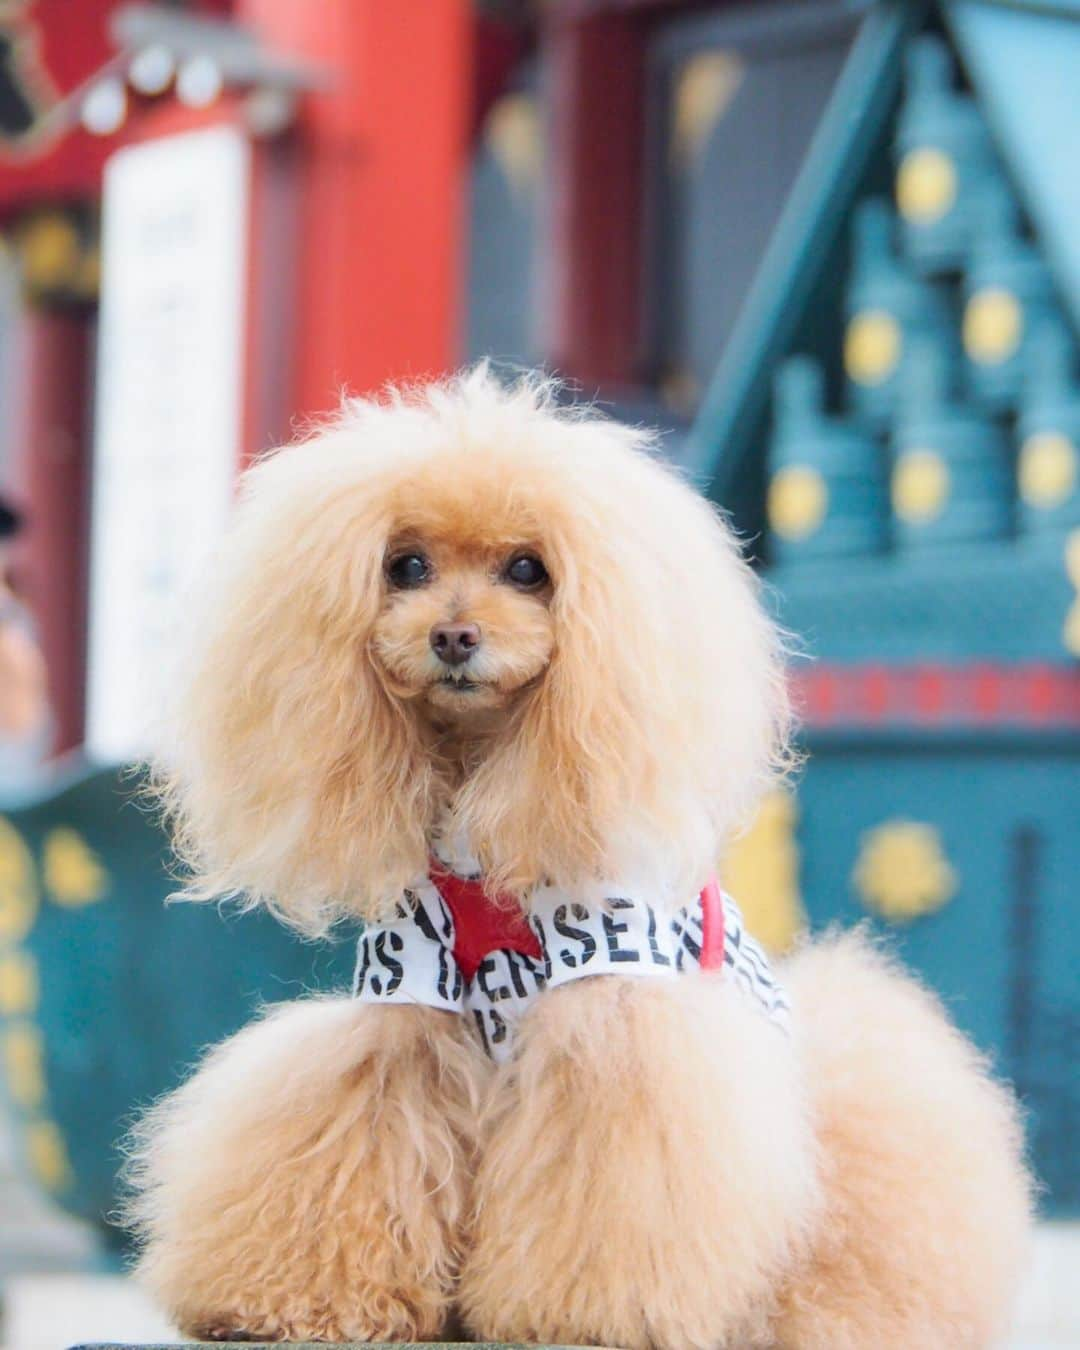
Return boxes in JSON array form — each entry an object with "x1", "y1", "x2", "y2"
[
  {"x1": 189, "y1": 1319, "x2": 265, "y2": 1342},
  {"x1": 185, "y1": 1286, "x2": 447, "y2": 1344},
  {"x1": 460, "y1": 974, "x2": 819, "y2": 1350}
]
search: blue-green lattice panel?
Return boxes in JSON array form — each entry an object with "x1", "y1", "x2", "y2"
[{"x1": 798, "y1": 730, "x2": 1079, "y2": 1213}]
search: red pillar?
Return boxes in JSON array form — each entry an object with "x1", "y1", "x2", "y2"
[
  {"x1": 544, "y1": 10, "x2": 646, "y2": 387},
  {"x1": 9, "y1": 311, "x2": 91, "y2": 755},
  {"x1": 237, "y1": 0, "x2": 473, "y2": 421}
]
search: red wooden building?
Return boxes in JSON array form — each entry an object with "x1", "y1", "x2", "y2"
[{"x1": 0, "y1": 0, "x2": 841, "y2": 763}]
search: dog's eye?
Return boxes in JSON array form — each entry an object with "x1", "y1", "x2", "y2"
[
  {"x1": 388, "y1": 553, "x2": 431, "y2": 588},
  {"x1": 504, "y1": 554, "x2": 548, "y2": 590}
]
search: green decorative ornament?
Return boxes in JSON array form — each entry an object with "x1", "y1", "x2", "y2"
[
  {"x1": 844, "y1": 198, "x2": 956, "y2": 431},
  {"x1": 1016, "y1": 316, "x2": 1080, "y2": 533},
  {"x1": 894, "y1": 35, "x2": 997, "y2": 277},
  {"x1": 890, "y1": 333, "x2": 1011, "y2": 549},
  {"x1": 962, "y1": 180, "x2": 1062, "y2": 414},
  {"x1": 768, "y1": 356, "x2": 887, "y2": 562}
]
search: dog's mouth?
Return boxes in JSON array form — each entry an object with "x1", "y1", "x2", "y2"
[{"x1": 437, "y1": 674, "x2": 483, "y2": 694}]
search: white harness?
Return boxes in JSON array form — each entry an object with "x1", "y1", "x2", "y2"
[{"x1": 353, "y1": 859, "x2": 789, "y2": 1062}]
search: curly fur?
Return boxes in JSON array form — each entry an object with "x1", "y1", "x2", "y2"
[
  {"x1": 123, "y1": 999, "x2": 488, "y2": 1341},
  {"x1": 771, "y1": 931, "x2": 1033, "y2": 1349},
  {"x1": 459, "y1": 972, "x2": 821, "y2": 1349},
  {"x1": 128, "y1": 368, "x2": 1033, "y2": 1345}
]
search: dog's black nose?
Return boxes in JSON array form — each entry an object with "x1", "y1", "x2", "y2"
[{"x1": 430, "y1": 622, "x2": 481, "y2": 666}]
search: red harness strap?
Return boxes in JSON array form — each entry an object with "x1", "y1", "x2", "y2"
[
  {"x1": 697, "y1": 877, "x2": 726, "y2": 971},
  {"x1": 429, "y1": 864, "x2": 542, "y2": 982},
  {"x1": 429, "y1": 863, "x2": 725, "y2": 981}
]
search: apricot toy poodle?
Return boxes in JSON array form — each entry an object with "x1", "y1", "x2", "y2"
[{"x1": 126, "y1": 369, "x2": 1032, "y2": 1348}]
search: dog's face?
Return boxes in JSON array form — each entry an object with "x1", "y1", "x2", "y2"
[
  {"x1": 160, "y1": 371, "x2": 789, "y2": 927},
  {"x1": 372, "y1": 526, "x2": 555, "y2": 722}
]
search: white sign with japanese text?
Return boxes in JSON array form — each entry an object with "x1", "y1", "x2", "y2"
[{"x1": 87, "y1": 124, "x2": 249, "y2": 763}]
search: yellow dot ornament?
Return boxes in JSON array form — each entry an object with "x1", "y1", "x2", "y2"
[
  {"x1": 1019, "y1": 432, "x2": 1077, "y2": 510},
  {"x1": 25, "y1": 1120, "x2": 73, "y2": 1191},
  {"x1": 3, "y1": 1023, "x2": 45, "y2": 1108},
  {"x1": 892, "y1": 449, "x2": 950, "y2": 524},
  {"x1": 768, "y1": 466, "x2": 827, "y2": 541},
  {"x1": 0, "y1": 951, "x2": 38, "y2": 1016},
  {"x1": 854, "y1": 820, "x2": 957, "y2": 923},
  {"x1": 1064, "y1": 529, "x2": 1080, "y2": 656},
  {"x1": 43, "y1": 828, "x2": 108, "y2": 907},
  {"x1": 722, "y1": 791, "x2": 806, "y2": 955},
  {"x1": 0, "y1": 818, "x2": 39, "y2": 944},
  {"x1": 897, "y1": 147, "x2": 957, "y2": 225},
  {"x1": 845, "y1": 310, "x2": 902, "y2": 386},
  {"x1": 964, "y1": 288, "x2": 1023, "y2": 365},
  {"x1": 18, "y1": 214, "x2": 82, "y2": 292}
]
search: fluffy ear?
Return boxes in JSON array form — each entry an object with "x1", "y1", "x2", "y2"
[
  {"x1": 151, "y1": 423, "x2": 438, "y2": 933},
  {"x1": 452, "y1": 420, "x2": 791, "y2": 908}
]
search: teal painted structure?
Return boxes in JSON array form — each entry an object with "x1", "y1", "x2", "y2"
[
  {"x1": 689, "y1": 0, "x2": 1080, "y2": 1214},
  {"x1": 0, "y1": 761, "x2": 355, "y2": 1241},
  {"x1": 798, "y1": 729, "x2": 1078, "y2": 1210}
]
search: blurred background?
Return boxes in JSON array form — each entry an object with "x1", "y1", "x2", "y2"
[{"x1": 0, "y1": 0, "x2": 1071, "y2": 1345}]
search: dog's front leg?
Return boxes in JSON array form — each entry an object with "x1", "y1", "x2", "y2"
[
  {"x1": 125, "y1": 997, "x2": 488, "y2": 1342},
  {"x1": 459, "y1": 972, "x2": 820, "y2": 1350}
]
